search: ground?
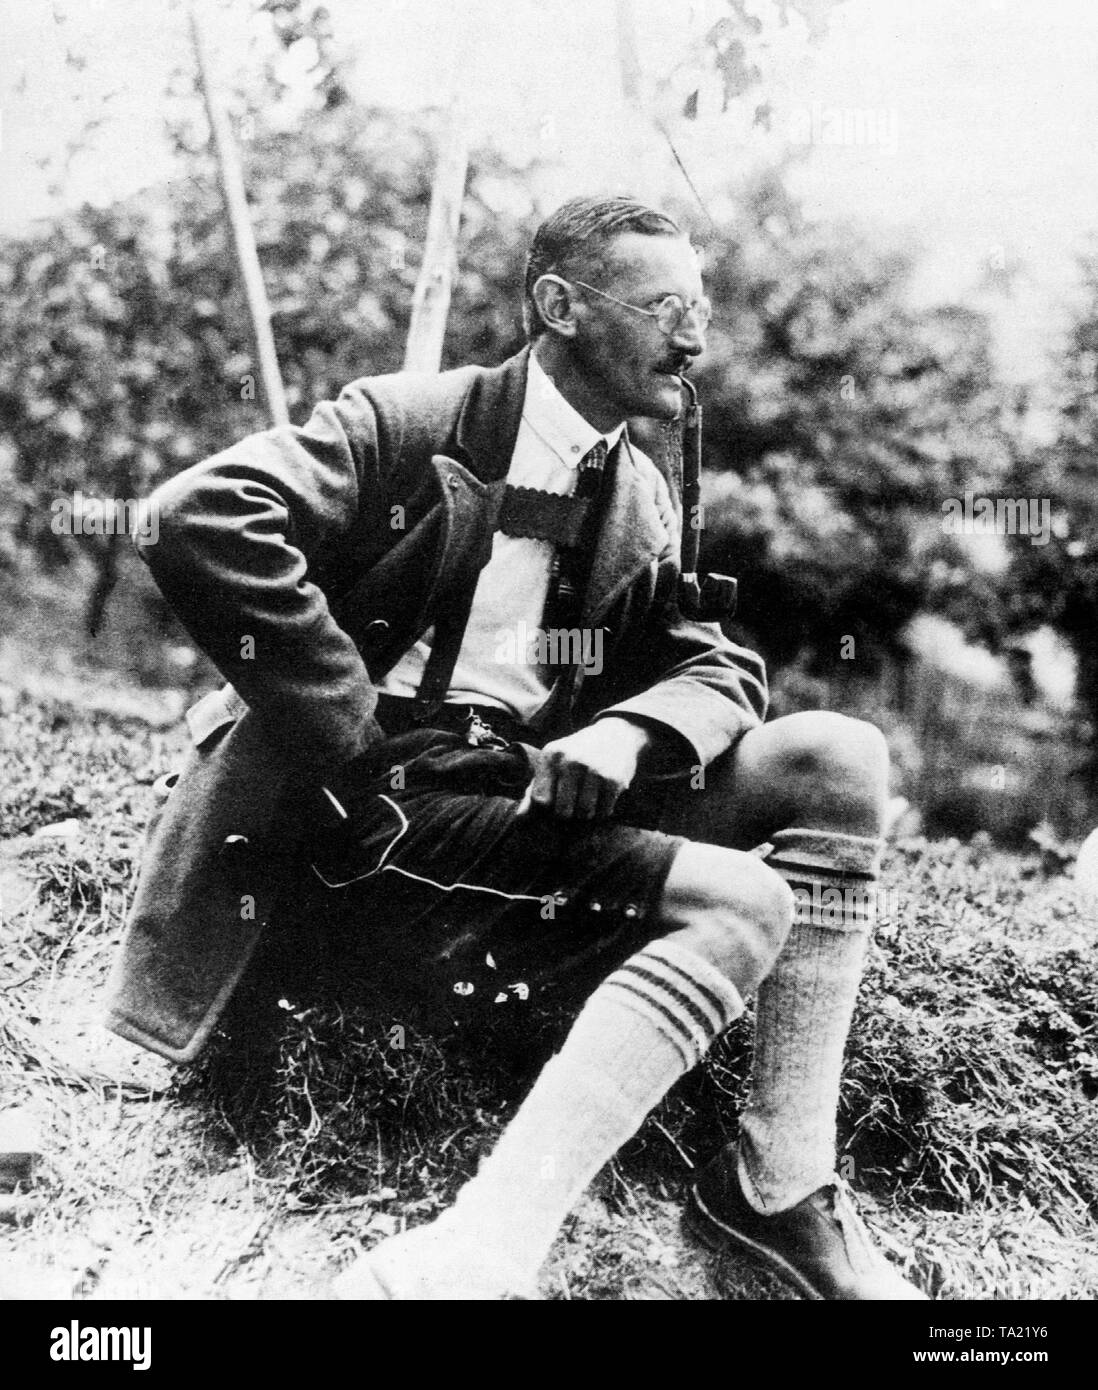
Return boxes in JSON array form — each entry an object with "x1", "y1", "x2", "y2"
[{"x1": 1, "y1": 662, "x2": 1096, "y2": 1301}]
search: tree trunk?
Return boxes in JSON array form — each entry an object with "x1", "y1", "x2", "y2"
[
  {"x1": 403, "y1": 107, "x2": 470, "y2": 374},
  {"x1": 614, "y1": 0, "x2": 660, "y2": 200},
  {"x1": 188, "y1": 0, "x2": 289, "y2": 426}
]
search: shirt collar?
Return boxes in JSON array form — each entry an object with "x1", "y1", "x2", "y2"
[{"x1": 522, "y1": 352, "x2": 625, "y2": 469}]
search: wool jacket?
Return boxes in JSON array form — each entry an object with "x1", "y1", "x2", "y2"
[{"x1": 104, "y1": 345, "x2": 769, "y2": 1061}]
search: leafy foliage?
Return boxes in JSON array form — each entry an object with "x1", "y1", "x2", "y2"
[
  {"x1": 1004, "y1": 247, "x2": 1098, "y2": 780},
  {"x1": 669, "y1": 175, "x2": 1017, "y2": 672},
  {"x1": 0, "y1": 95, "x2": 532, "y2": 646}
]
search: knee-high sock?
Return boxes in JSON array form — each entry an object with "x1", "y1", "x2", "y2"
[
  {"x1": 440, "y1": 936, "x2": 743, "y2": 1294},
  {"x1": 737, "y1": 827, "x2": 882, "y2": 1213}
]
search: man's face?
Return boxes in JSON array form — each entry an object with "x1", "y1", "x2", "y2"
[{"x1": 568, "y1": 232, "x2": 706, "y2": 421}]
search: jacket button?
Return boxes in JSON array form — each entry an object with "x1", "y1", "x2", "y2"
[
  {"x1": 447, "y1": 474, "x2": 460, "y2": 489},
  {"x1": 219, "y1": 835, "x2": 254, "y2": 888}
]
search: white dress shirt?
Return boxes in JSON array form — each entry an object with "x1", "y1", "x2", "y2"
[{"x1": 378, "y1": 352, "x2": 627, "y2": 720}]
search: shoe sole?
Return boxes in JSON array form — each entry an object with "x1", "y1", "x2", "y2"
[{"x1": 684, "y1": 1186, "x2": 825, "y2": 1301}]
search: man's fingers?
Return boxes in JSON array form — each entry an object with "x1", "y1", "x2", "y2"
[
  {"x1": 528, "y1": 753, "x2": 558, "y2": 812},
  {"x1": 572, "y1": 768, "x2": 604, "y2": 820},
  {"x1": 551, "y1": 757, "x2": 583, "y2": 819},
  {"x1": 596, "y1": 777, "x2": 623, "y2": 821},
  {"x1": 519, "y1": 742, "x2": 628, "y2": 821}
]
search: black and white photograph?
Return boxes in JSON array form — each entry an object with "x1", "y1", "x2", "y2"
[{"x1": 0, "y1": 0, "x2": 1095, "y2": 1332}]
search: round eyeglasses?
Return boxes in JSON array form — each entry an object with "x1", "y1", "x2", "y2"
[{"x1": 568, "y1": 278, "x2": 712, "y2": 337}]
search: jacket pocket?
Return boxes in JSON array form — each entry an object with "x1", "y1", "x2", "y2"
[
  {"x1": 152, "y1": 686, "x2": 245, "y2": 807},
  {"x1": 184, "y1": 684, "x2": 247, "y2": 749}
]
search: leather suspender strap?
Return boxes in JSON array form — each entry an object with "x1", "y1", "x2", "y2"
[
  {"x1": 496, "y1": 487, "x2": 591, "y2": 547},
  {"x1": 411, "y1": 581, "x2": 479, "y2": 722}
]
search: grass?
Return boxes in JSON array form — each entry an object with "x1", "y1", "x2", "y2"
[{"x1": 1, "y1": 664, "x2": 1096, "y2": 1300}]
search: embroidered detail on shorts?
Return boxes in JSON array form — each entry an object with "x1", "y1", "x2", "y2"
[
  {"x1": 308, "y1": 793, "x2": 408, "y2": 888},
  {"x1": 314, "y1": 795, "x2": 546, "y2": 905},
  {"x1": 493, "y1": 983, "x2": 530, "y2": 1005}
]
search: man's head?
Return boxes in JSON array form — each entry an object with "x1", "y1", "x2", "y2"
[{"x1": 524, "y1": 196, "x2": 708, "y2": 425}]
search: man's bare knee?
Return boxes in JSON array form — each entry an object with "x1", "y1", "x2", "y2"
[
  {"x1": 657, "y1": 843, "x2": 793, "y2": 995},
  {"x1": 762, "y1": 711, "x2": 889, "y2": 834},
  {"x1": 773, "y1": 711, "x2": 887, "y2": 783}
]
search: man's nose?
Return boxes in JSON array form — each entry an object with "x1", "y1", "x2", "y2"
[
  {"x1": 670, "y1": 311, "x2": 706, "y2": 355},
  {"x1": 671, "y1": 321, "x2": 706, "y2": 356}
]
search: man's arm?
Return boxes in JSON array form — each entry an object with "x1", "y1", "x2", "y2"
[
  {"x1": 589, "y1": 609, "x2": 767, "y2": 776},
  {"x1": 138, "y1": 388, "x2": 389, "y2": 776},
  {"x1": 588, "y1": 459, "x2": 767, "y2": 770},
  {"x1": 563, "y1": 445, "x2": 767, "y2": 783},
  {"x1": 526, "y1": 610, "x2": 766, "y2": 822}
]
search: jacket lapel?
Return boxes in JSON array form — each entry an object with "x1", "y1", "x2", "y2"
[{"x1": 581, "y1": 433, "x2": 667, "y2": 625}]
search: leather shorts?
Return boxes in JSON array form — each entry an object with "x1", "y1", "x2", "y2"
[{"x1": 299, "y1": 710, "x2": 685, "y2": 1020}]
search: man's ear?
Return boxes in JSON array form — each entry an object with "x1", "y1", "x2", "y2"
[{"x1": 531, "y1": 274, "x2": 579, "y2": 339}]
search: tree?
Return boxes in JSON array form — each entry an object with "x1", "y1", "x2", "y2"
[
  {"x1": 0, "y1": 106, "x2": 532, "y2": 650},
  {"x1": 660, "y1": 174, "x2": 1016, "y2": 675}
]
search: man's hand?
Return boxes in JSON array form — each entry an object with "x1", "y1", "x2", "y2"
[{"x1": 517, "y1": 717, "x2": 654, "y2": 820}]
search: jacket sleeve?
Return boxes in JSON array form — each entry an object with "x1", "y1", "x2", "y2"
[
  {"x1": 591, "y1": 470, "x2": 768, "y2": 773},
  {"x1": 137, "y1": 386, "x2": 392, "y2": 775}
]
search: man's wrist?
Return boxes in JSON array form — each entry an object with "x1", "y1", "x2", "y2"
[
  {"x1": 593, "y1": 711, "x2": 694, "y2": 776},
  {"x1": 594, "y1": 715, "x2": 657, "y2": 757}
]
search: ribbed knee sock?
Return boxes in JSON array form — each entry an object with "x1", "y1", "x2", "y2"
[
  {"x1": 737, "y1": 827, "x2": 882, "y2": 1213},
  {"x1": 440, "y1": 935, "x2": 744, "y2": 1293}
]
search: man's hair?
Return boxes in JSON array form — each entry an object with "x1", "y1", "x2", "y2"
[{"x1": 523, "y1": 196, "x2": 683, "y2": 341}]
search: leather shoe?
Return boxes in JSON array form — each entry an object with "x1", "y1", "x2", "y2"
[{"x1": 686, "y1": 1157, "x2": 927, "y2": 1300}]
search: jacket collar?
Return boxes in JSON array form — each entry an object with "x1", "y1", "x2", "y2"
[{"x1": 452, "y1": 345, "x2": 531, "y2": 483}]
